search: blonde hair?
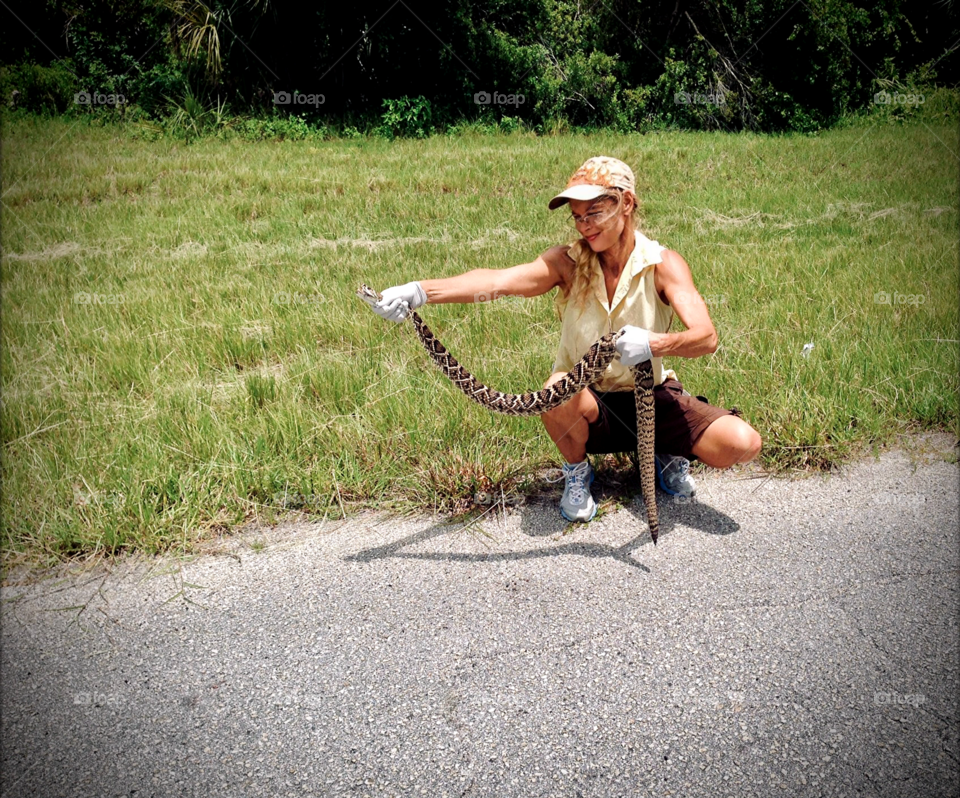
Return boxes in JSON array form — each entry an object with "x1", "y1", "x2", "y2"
[{"x1": 561, "y1": 189, "x2": 642, "y2": 311}]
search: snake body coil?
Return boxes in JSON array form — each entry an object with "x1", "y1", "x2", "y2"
[{"x1": 357, "y1": 284, "x2": 659, "y2": 544}]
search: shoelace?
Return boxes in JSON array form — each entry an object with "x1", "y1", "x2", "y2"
[
  {"x1": 563, "y1": 464, "x2": 590, "y2": 504},
  {"x1": 545, "y1": 464, "x2": 592, "y2": 505},
  {"x1": 566, "y1": 475, "x2": 586, "y2": 504}
]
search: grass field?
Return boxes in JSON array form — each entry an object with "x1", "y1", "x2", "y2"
[{"x1": 2, "y1": 116, "x2": 957, "y2": 566}]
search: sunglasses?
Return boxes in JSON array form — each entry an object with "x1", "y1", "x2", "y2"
[{"x1": 569, "y1": 199, "x2": 619, "y2": 227}]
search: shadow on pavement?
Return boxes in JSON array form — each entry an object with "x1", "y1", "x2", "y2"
[{"x1": 344, "y1": 491, "x2": 739, "y2": 573}]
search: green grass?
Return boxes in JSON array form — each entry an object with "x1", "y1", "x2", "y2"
[{"x1": 2, "y1": 116, "x2": 958, "y2": 566}]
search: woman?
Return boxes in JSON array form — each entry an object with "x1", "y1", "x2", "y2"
[{"x1": 368, "y1": 156, "x2": 762, "y2": 522}]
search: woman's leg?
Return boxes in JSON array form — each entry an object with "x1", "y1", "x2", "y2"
[
  {"x1": 690, "y1": 415, "x2": 762, "y2": 468},
  {"x1": 539, "y1": 372, "x2": 600, "y2": 463},
  {"x1": 542, "y1": 371, "x2": 761, "y2": 469}
]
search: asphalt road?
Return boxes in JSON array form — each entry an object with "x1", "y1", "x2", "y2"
[{"x1": 2, "y1": 440, "x2": 958, "y2": 798}]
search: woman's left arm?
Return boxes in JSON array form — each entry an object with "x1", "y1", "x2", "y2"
[{"x1": 648, "y1": 249, "x2": 719, "y2": 358}]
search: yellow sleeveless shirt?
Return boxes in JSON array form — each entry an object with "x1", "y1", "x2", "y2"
[{"x1": 553, "y1": 232, "x2": 677, "y2": 392}]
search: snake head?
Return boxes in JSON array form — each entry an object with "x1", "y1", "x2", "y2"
[{"x1": 356, "y1": 284, "x2": 382, "y2": 308}]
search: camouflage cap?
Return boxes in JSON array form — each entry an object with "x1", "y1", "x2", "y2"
[{"x1": 548, "y1": 156, "x2": 636, "y2": 210}]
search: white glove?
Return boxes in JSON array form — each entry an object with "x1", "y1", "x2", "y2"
[
  {"x1": 373, "y1": 281, "x2": 427, "y2": 323},
  {"x1": 615, "y1": 325, "x2": 653, "y2": 366}
]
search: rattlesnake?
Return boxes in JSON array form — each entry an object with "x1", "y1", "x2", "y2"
[{"x1": 357, "y1": 284, "x2": 659, "y2": 544}]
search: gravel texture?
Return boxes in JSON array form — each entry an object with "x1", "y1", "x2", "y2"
[{"x1": 2, "y1": 440, "x2": 958, "y2": 797}]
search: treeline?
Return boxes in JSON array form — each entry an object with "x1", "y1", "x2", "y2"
[{"x1": 1, "y1": 0, "x2": 957, "y2": 134}]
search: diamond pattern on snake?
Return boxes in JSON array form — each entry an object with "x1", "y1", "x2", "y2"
[{"x1": 356, "y1": 283, "x2": 660, "y2": 544}]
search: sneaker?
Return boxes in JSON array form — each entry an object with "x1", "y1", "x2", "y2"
[
  {"x1": 559, "y1": 459, "x2": 597, "y2": 522},
  {"x1": 655, "y1": 453, "x2": 696, "y2": 497}
]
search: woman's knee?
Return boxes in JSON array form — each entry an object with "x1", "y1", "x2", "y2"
[
  {"x1": 741, "y1": 426, "x2": 763, "y2": 461},
  {"x1": 722, "y1": 419, "x2": 762, "y2": 462},
  {"x1": 693, "y1": 415, "x2": 762, "y2": 467},
  {"x1": 540, "y1": 373, "x2": 598, "y2": 425}
]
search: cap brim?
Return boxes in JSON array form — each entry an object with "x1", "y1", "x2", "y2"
[{"x1": 548, "y1": 184, "x2": 609, "y2": 210}]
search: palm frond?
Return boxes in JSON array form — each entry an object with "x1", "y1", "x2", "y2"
[{"x1": 160, "y1": 0, "x2": 223, "y2": 80}]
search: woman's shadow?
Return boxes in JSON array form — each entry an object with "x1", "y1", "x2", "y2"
[{"x1": 344, "y1": 475, "x2": 739, "y2": 573}]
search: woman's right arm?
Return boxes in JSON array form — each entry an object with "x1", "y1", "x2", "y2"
[{"x1": 421, "y1": 245, "x2": 573, "y2": 304}]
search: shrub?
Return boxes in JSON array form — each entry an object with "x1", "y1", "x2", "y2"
[
  {"x1": 377, "y1": 96, "x2": 433, "y2": 139},
  {"x1": 0, "y1": 61, "x2": 79, "y2": 115}
]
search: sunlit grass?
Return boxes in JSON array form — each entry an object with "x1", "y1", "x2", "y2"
[{"x1": 2, "y1": 117, "x2": 957, "y2": 565}]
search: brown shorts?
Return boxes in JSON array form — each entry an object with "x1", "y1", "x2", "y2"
[{"x1": 585, "y1": 377, "x2": 742, "y2": 461}]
